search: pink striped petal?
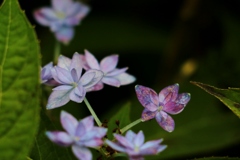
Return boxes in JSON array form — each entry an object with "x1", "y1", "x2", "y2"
[
  {"x1": 34, "y1": 8, "x2": 57, "y2": 26},
  {"x1": 72, "y1": 145, "x2": 92, "y2": 160},
  {"x1": 141, "y1": 108, "x2": 157, "y2": 121},
  {"x1": 107, "y1": 67, "x2": 128, "y2": 77},
  {"x1": 58, "y1": 55, "x2": 71, "y2": 70},
  {"x1": 55, "y1": 26, "x2": 74, "y2": 44},
  {"x1": 135, "y1": 85, "x2": 158, "y2": 112},
  {"x1": 159, "y1": 84, "x2": 179, "y2": 104}
]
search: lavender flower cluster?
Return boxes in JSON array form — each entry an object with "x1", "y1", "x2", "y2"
[{"x1": 36, "y1": 0, "x2": 191, "y2": 159}]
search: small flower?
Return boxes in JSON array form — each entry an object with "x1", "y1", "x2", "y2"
[
  {"x1": 105, "y1": 130, "x2": 166, "y2": 160},
  {"x1": 46, "y1": 111, "x2": 107, "y2": 160},
  {"x1": 41, "y1": 62, "x2": 59, "y2": 86},
  {"x1": 46, "y1": 53, "x2": 103, "y2": 109},
  {"x1": 135, "y1": 84, "x2": 191, "y2": 132},
  {"x1": 34, "y1": 0, "x2": 90, "y2": 44},
  {"x1": 80, "y1": 50, "x2": 136, "y2": 91}
]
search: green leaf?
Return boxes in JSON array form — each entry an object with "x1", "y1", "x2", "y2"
[
  {"x1": 106, "y1": 102, "x2": 131, "y2": 139},
  {"x1": 0, "y1": 0, "x2": 40, "y2": 159},
  {"x1": 190, "y1": 81, "x2": 240, "y2": 118},
  {"x1": 30, "y1": 109, "x2": 74, "y2": 160}
]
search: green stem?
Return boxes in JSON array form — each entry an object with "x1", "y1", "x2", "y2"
[
  {"x1": 120, "y1": 118, "x2": 143, "y2": 134},
  {"x1": 84, "y1": 98, "x2": 102, "y2": 126},
  {"x1": 53, "y1": 40, "x2": 61, "y2": 64}
]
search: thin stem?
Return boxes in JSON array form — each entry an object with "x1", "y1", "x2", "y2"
[
  {"x1": 84, "y1": 98, "x2": 102, "y2": 126},
  {"x1": 120, "y1": 118, "x2": 143, "y2": 134},
  {"x1": 53, "y1": 40, "x2": 61, "y2": 64}
]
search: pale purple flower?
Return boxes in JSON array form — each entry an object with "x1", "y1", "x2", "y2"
[
  {"x1": 80, "y1": 50, "x2": 136, "y2": 91},
  {"x1": 135, "y1": 84, "x2": 191, "y2": 132},
  {"x1": 46, "y1": 111, "x2": 107, "y2": 160},
  {"x1": 105, "y1": 130, "x2": 166, "y2": 160},
  {"x1": 34, "y1": 0, "x2": 90, "y2": 44},
  {"x1": 46, "y1": 53, "x2": 103, "y2": 109}
]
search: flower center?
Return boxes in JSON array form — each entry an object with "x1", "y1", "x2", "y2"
[
  {"x1": 72, "y1": 82, "x2": 78, "y2": 88},
  {"x1": 74, "y1": 136, "x2": 80, "y2": 141},
  {"x1": 158, "y1": 105, "x2": 163, "y2": 112},
  {"x1": 134, "y1": 146, "x2": 139, "y2": 152},
  {"x1": 56, "y1": 11, "x2": 66, "y2": 19}
]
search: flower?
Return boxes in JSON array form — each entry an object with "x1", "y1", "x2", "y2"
[
  {"x1": 41, "y1": 62, "x2": 59, "y2": 86},
  {"x1": 135, "y1": 84, "x2": 191, "y2": 132},
  {"x1": 80, "y1": 50, "x2": 136, "y2": 91},
  {"x1": 34, "y1": 0, "x2": 90, "y2": 44},
  {"x1": 105, "y1": 130, "x2": 167, "y2": 160},
  {"x1": 46, "y1": 111, "x2": 107, "y2": 160},
  {"x1": 46, "y1": 53, "x2": 103, "y2": 109}
]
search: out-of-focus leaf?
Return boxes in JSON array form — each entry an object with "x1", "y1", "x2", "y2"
[
  {"x1": 192, "y1": 157, "x2": 240, "y2": 160},
  {"x1": 0, "y1": 0, "x2": 40, "y2": 159},
  {"x1": 191, "y1": 81, "x2": 240, "y2": 118},
  {"x1": 30, "y1": 109, "x2": 74, "y2": 160},
  {"x1": 106, "y1": 102, "x2": 131, "y2": 139}
]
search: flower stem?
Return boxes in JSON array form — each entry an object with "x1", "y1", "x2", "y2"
[
  {"x1": 120, "y1": 118, "x2": 143, "y2": 134},
  {"x1": 53, "y1": 40, "x2": 61, "y2": 64},
  {"x1": 84, "y1": 98, "x2": 102, "y2": 126}
]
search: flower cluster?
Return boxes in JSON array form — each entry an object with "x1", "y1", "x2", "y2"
[
  {"x1": 34, "y1": 0, "x2": 89, "y2": 44},
  {"x1": 41, "y1": 51, "x2": 136, "y2": 109},
  {"x1": 37, "y1": 2, "x2": 191, "y2": 159}
]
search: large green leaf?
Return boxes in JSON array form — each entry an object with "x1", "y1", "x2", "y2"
[
  {"x1": 191, "y1": 81, "x2": 240, "y2": 118},
  {"x1": 30, "y1": 109, "x2": 74, "y2": 160},
  {"x1": 106, "y1": 102, "x2": 131, "y2": 139},
  {"x1": 0, "y1": 0, "x2": 40, "y2": 159}
]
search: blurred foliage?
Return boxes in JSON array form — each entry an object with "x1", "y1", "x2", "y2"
[{"x1": 5, "y1": 0, "x2": 240, "y2": 159}]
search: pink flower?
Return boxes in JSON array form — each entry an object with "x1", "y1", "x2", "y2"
[{"x1": 135, "y1": 84, "x2": 191, "y2": 132}]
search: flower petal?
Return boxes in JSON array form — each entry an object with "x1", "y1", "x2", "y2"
[
  {"x1": 69, "y1": 86, "x2": 86, "y2": 103},
  {"x1": 176, "y1": 93, "x2": 191, "y2": 105},
  {"x1": 100, "y1": 54, "x2": 118, "y2": 73},
  {"x1": 52, "y1": 0, "x2": 72, "y2": 12},
  {"x1": 70, "y1": 52, "x2": 83, "y2": 80},
  {"x1": 46, "y1": 131, "x2": 73, "y2": 146},
  {"x1": 159, "y1": 84, "x2": 179, "y2": 104},
  {"x1": 86, "y1": 82, "x2": 104, "y2": 92},
  {"x1": 125, "y1": 130, "x2": 136, "y2": 142},
  {"x1": 58, "y1": 55, "x2": 71, "y2": 70},
  {"x1": 102, "y1": 77, "x2": 120, "y2": 87},
  {"x1": 133, "y1": 131, "x2": 144, "y2": 147},
  {"x1": 114, "y1": 72, "x2": 136, "y2": 85},
  {"x1": 140, "y1": 139, "x2": 163, "y2": 151},
  {"x1": 55, "y1": 26, "x2": 74, "y2": 44},
  {"x1": 60, "y1": 111, "x2": 78, "y2": 136},
  {"x1": 34, "y1": 8, "x2": 58, "y2": 26},
  {"x1": 81, "y1": 138, "x2": 104, "y2": 148},
  {"x1": 65, "y1": 2, "x2": 90, "y2": 25},
  {"x1": 81, "y1": 69, "x2": 103, "y2": 88},
  {"x1": 155, "y1": 111, "x2": 175, "y2": 132},
  {"x1": 105, "y1": 140, "x2": 126, "y2": 153},
  {"x1": 141, "y1": 108, "x2": 157, "y2": 121},
  {"x1": 79, "y1": 54, "x2": 91, "y2": 70},
  {"x1": 114, "y1": 134, "x2": 134, "y2": 149},
  {"x1": 163, "y1": 102, "x2": 185, "y2": 115},
  {"x1": 46, "y1": 89, "x2": 71, "y2": 109},
  {"x1": 106, "y1": 67, "x2": 128, "y2": 77},
  {"x1": 135, "y1": 85, "x2": 158, "y2": 112},
  {"x1": 72, "y1": 145, "x2": 92, "y2": 160},
  {"x1": 41, "y1": 62, "x2": 53, "y2": 82},
  {"x1": 53, "y1": 85, "x2": 72, "y2": 91},
  {"x1": 55, "y1": 66, "x2": 73, "y2": 84},
  {"x1": 84, "y1": 50, "x2": 100, "y2": 69}
]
